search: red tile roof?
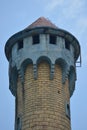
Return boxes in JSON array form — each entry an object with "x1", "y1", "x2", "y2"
[{"x1": 26, "y1": 17, "x2": 58, "y2": 29}]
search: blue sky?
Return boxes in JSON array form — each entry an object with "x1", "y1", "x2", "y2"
[{"x1": 0, "y1": 0, "x2": 87, "y2": 130}]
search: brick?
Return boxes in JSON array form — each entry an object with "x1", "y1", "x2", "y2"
[{"x1": 16, "y1": 62, "x2": 70, "y2": 130}]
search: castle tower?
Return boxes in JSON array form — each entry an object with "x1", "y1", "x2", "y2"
[{"x1": 5, "y1": 17, "x2": 80, "y2": 130}]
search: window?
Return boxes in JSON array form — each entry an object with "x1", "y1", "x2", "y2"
[
  {"x1": 17, "y1": 117, "x2": 21, "y2": 130},
  {"x1": 50, "y1": 35, "x2": 56, "y2": 44},
  {"x1": 18, "y1": 40, "x2": 23, "y2": 50},
  {"x1": 65, "y1": 39, "x2": 70, "y2": 50},
  {"x1": 32, "y1": 35, "x2": 39, "y2": 44},
  {"x1": 66, "y1": 102, "x2": 70, "y2": 119}
]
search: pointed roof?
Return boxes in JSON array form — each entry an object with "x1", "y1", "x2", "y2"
[
  {"x1": 5, "y1": 17, "x2": 80, "y2": 62},
  {"x1": 26, "y1": 17, "x2": 58, "y2": 29}
]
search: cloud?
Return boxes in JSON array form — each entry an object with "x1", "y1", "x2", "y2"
[
  {"x1": 77, "y1": 17, "x2": 87, "y2": 33},
  {"x1": 45, "y1": 0, "x2": 87, "y2": 66},
  {"x1": 62, "y1": 0, "x2": 84, "y2": 19},
  {"x1": 45, "y1": 0, "x2": 64, "y2": 12},
  {"x1": 45, "y1": 0, "x2": 85, "y2": 19}
]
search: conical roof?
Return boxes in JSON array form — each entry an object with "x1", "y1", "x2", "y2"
[
  {"x1": 5, "y1": 17, "x2": 80, "y2": 62},
  {"x1": 26, "y1": 17, "x2": 58, "y2": 29}
]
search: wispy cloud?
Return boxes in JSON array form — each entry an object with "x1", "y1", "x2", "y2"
[
  {"x1": 62, "y1": 0, "x2": 84, "y2": 19},
  {"x1": 45, "y1": 0, "x2": 64, "y2": 12},
  {"x1": 45, "y1": 0, "x2": 85, "y2": 19},
  {"x1": 77, "y1": 17, "x2": 87, "y2": 34},
  {"x1": 45, "y1": 0, "x2": 87, "y2": 66}
]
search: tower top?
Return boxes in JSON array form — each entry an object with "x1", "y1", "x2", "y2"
[
  {"x1": 4, "y1": 17, "x2": 81, "y2": 130},
  {"x1": 5, "y1": 17, "x2": 80, "y2": 61},
  {"x1": 25, "y1": 17, "x2": 58, "y2": 29}
]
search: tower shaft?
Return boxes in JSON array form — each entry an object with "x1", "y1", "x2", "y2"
[{"x1": 16, "y1": 62, "x2": 70, "y2": 130}]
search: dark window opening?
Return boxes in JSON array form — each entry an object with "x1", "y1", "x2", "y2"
[
  {"x1": 17, "y1": 117, "x2": 21, "y2": 130},
  {"x1": 58, "y1": 90, "x2": 60, "y2": 94},
  {"x1": 18, "y1": 40, "x2": 23, "y2": 50},
  {"x1": 67, "y1": 104, "x2": 70, "y2": 116},
  {"x1": 66, "y1": 103, "x2": 70, "y2": 119},
  {"x1": 33, "y1": 35, "x2": 39, "y2": 44},
  {"x1": 50, "y1": 35, "x2": 57, "y2": 44},
  {"x1": 65, "y1": 39, "x2": 70, "y2": 50}
]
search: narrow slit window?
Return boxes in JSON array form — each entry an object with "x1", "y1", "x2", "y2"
[
  {"x1": 50, "y1": 35, "x2": 56, "y2": 44},
  {"x1": 66, "y1": 102, "x2": 70, "y2": 119},
  {"x1": 17, "y1": 117, "x2": 21, "y2": 130},
  {"x1": 32, "y1": 35, "x2": 39, "y2": 44},
  {"x1": 18, "y1": 40, "x2": 23, "y2": 50},
  {"x1": 65, "y1": 39, "x2": 70, "y2": 50}
]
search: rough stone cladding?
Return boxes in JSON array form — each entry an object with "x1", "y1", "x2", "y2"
[{"x1": 16, "y1": 61, "x2": 71, "y2": 130}]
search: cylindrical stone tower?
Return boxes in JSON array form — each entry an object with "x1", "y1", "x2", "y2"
[{"x1": 5, "y1": 17, "x2": 80, "y2": 130}]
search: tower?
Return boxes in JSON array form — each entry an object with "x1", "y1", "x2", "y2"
[{"x1": 5, "y1": 17, "x2": 80, "y2": 130}]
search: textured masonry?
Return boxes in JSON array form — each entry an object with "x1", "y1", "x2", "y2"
[
  {"x1": 16, "y1": 62, "x2": 71, "y2": 130},
  {"x1": 5, "y1": 17, "x2": 80, "y2": 130}
]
